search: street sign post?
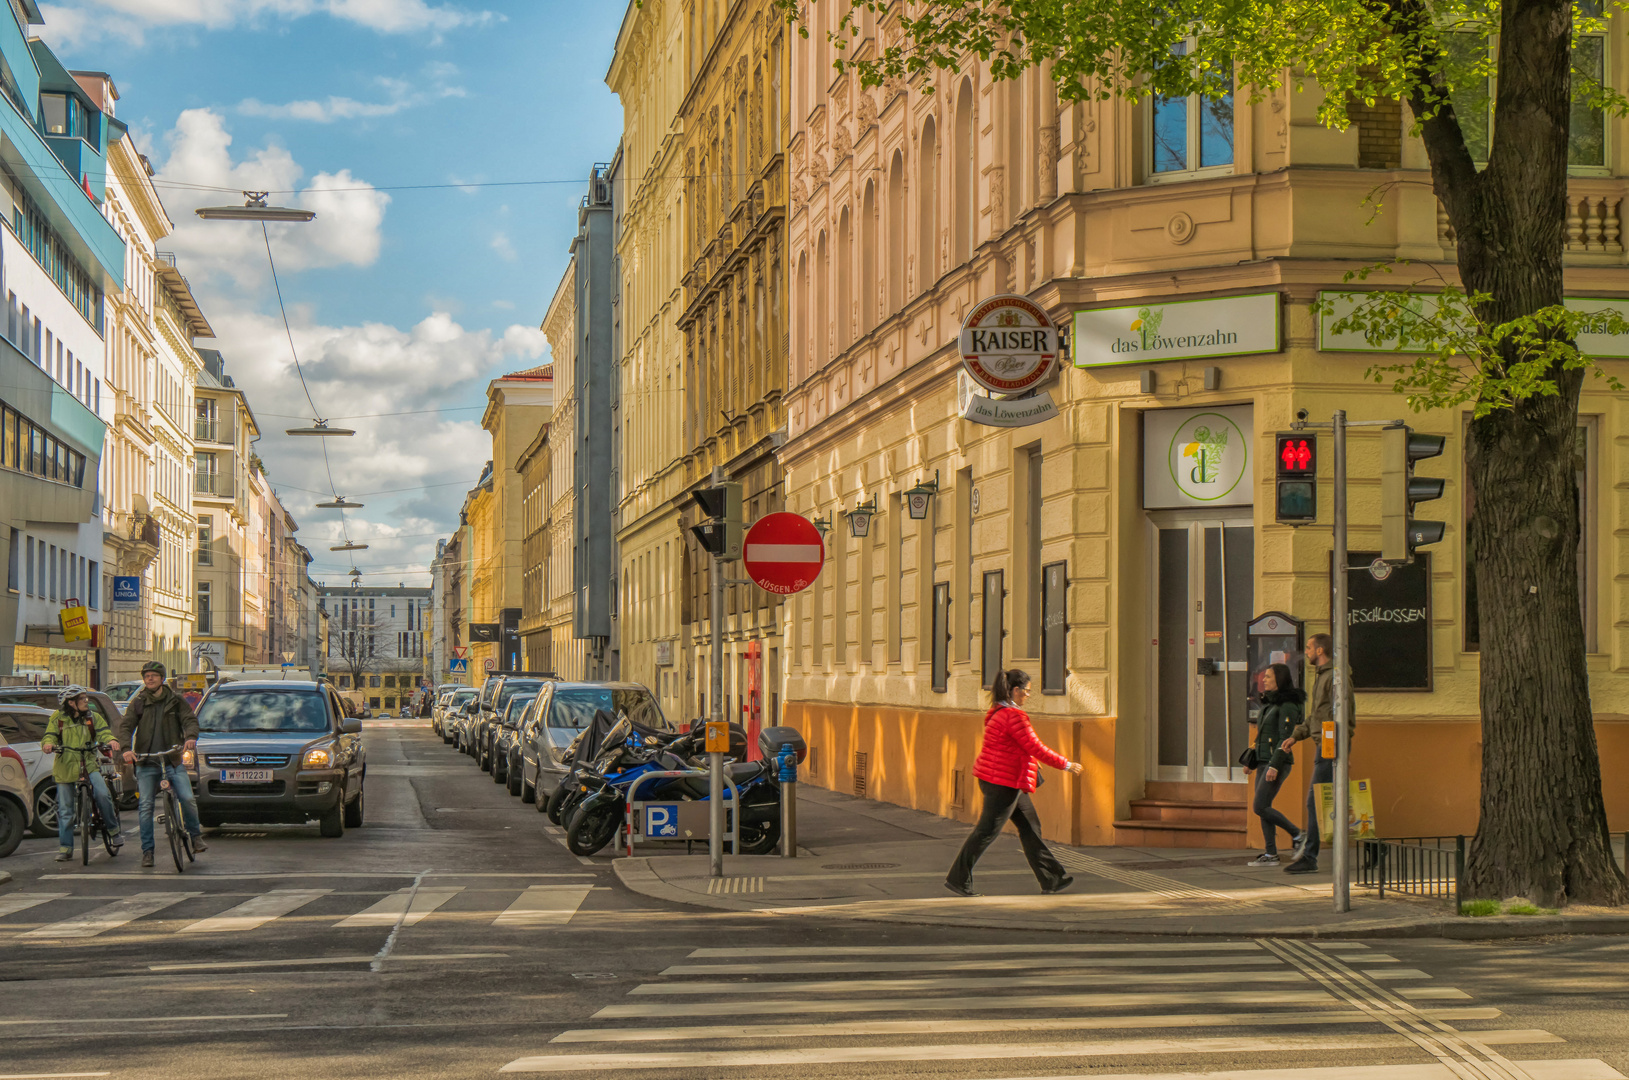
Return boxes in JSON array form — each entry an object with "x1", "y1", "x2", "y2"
[
  {"x1": 483, "y1": 658, "x2": 495, "y2": 672},
  {"x1": 449, "y1": 657, "x2": 469, "y2": 675},
  {"x1": 452, "y1": 645, "x2": 468, "y2": 659},
  {"x1": 742, "y1": 512, "x2": 826, "y2": 596}
]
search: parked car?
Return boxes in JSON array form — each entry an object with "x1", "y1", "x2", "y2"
[
  {"x1": 429, "y1": 684, "x2": 461, "y2": 738},
  {"x1": 472, "y1": 674, "x2": 550, "y2": 773},
  {"x1": 1, "y1": 703, "x2": 76, "y2": 838},
  {"x1": 0, "y1": 730, "x2": 32, "y2": 857},
  {"x1": 493, "y1": 692, "x2": 537, "y2": 790},
  {"x1": 0, "y1": 687, "x2": 136, "y2": 821},
  {"x1": 105, "y1": 681, "x2": 142, "y2": 704},
  {"x1": 193, "y1": 680, "x2": 365, "y2": 836},
  {"x1": 442, "y1": 688, "x2": 478, "y2": 747},
  {"x1": 518, "y1": 682, "x2": 673, "y2": 810}
]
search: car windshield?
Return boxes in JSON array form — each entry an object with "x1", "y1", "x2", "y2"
[
  {"x1": 495, "y1": 681, "x2": 542, "y2": 712},
  {"x1": 107, "y1": 683, "x2": 139, "y2": 703},
  {"x1": 504, "y1": 695, "x2": 536, "y2": 725},
  {"x1": 197, "y1": 690, "x2": 331, "y2": 733},
  {"x1": 548, "y1": 688, "x2": 670, "y2": 734},
  {"x1": 0, "y1": 711, "x2": 47, "y2": 743},
  {"x1": 451, "y1": 690, "x2": 477, "y2": 707}
]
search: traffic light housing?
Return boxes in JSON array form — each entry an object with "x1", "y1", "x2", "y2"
[
  {"x1": 689, "y1": 481, "x2": 742, "y2": 561},
  {"x1": 1274, "y1": 432, "x2": 1318, "y2": 524},
  {"x1": 1381, "y1": 425, "x2": 1446, "y2": 562}
]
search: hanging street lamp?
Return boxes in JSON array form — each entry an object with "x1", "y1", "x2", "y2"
[
  {"x1": 316, "y1": 496, "x2": 365, "y2": 510},
  {"x1": 330, "y1": 541, "x2": 369, "y2": 552},
  {"x1": 195, "y1": 190, "x2": 316, "y2": 222}
]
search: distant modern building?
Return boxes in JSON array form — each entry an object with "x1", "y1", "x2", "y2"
[
  {"x1": 570, "y1": 162, "x2": 617, "y2": 679},
  {"x1": 320, "y1": 583, "x2": 431, "y2": 712}
]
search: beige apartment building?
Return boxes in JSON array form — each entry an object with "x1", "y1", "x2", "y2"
[
  {"x1": 477, "y1": 367, "x2": 552, "y2": 672},
  {"x1": 781, "y1": 16, "x2": 1629, "y2": 846},
  {"x1": 191, "y1": 348, "x2": 258, "y2": 669},
  {"x1": 607, "y1": 0, "x2": 692, "y2": 716},
  {"x1": 539, "y1": 266, "x2": 586, "y2": 680}
]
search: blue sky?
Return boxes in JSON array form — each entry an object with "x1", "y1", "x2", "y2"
[{"x1": 39, "y1": 0, "x2": 628, "y2": 584}]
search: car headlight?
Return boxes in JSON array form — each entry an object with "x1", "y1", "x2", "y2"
[
  {"x1": 181, "y1": 748, "x2": 195, "y2": 768},
  {"x1": 302, "y1": 745, "x2": 333, "y2": 769}
]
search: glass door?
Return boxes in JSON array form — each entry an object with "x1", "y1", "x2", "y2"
[{"x1": 1150, "y1": 513, "x2": 1253, "y2": 782}]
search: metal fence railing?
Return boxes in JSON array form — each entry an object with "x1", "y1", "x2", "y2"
[{"x1": 1356, "y1": 833, "x2": 1629, "y2": 912}]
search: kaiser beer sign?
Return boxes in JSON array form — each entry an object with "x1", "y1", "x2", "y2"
[{"x1": 957, "y1": 294, "x2": 1060, "y2": 427}]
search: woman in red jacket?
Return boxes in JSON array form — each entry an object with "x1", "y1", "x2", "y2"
[{"x1": 946, "y1": 668, "x2": 1084, "y2": 896}]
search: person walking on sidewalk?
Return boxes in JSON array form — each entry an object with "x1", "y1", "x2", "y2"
[
  {"x1": 1279, "y1": 633, "x2": 1354, "y2": 874},
  {"x1": 1246, "y1": 663, "x2": 1304, "y2": 867},
  {"x1": 946, "y1": 668, "x2": 1084, "y2": 897}
]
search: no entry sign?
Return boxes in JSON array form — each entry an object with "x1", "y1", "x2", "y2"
[{"x1": 743, "y1": 512, "x2": 825, "y2": 595}]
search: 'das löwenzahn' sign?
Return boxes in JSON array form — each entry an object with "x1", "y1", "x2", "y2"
[{"x1": 958, "y1": 294, "x2": 1060, "y2": 427}]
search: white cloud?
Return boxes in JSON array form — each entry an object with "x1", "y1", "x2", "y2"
[
  {"x1": 36, "y1": 0, "x2": 498, "y2": 47},
  {"x1": 489, "y1": 231, "x2": 516, "y2": 261},
  {"x1": 238, "y1": 68, "x2": 466, "y2": 123},
  {"x1": 153, "y1": 108, "x2": 389, "y2": 287}
]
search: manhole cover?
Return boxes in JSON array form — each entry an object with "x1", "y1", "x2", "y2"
[{"x1": 822, "y1": 862, "x2": 900, "y2": 870}]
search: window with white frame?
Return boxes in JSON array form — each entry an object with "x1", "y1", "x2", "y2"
[
  {"x1": 1447, "y1": 7, "x2": 1606, "y2": 171},
  {"x1": 1148, "y1": 39, "x2": 1234, "y2": 180}
]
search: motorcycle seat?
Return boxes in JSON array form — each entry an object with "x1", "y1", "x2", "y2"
[{"x1": 725, "y1": 761, "x2": 767, "y2": 786}]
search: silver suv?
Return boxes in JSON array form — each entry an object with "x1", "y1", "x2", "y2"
[{"x1": 194, "y1": 680, "x2": 365, "y2": 837}]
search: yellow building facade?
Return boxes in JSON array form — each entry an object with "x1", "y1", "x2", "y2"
[
  {"x1": 782, "y1": 16, "x2": 1629, "y2": 845},
  {"x1": 608, "y1": 0, "x2": 692, "y2": 716}
]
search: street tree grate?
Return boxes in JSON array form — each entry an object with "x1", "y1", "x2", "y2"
[{"x1": 822, "y1": 862, "x2": 900, "y2": 871}]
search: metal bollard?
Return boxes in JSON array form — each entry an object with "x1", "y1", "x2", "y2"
[{"x1": 778, "y1": 741, "x2": 798, "y2": 858}]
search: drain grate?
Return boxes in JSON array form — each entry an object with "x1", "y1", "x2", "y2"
[{"x1": 821, "y1": 862, "x2": 900, "y2": 871}]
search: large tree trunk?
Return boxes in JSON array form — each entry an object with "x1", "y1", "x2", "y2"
[{"x1": 1409, "y1": 0, "x2": 1626, "y2": 905}]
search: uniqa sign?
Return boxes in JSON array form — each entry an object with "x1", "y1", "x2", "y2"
[
  {"x1": 1074, "y1": 293, "x2": 1281, "y2": 367},
  {"x1": 957, "y1": 293, "x2": 1061, "y2": 428}
]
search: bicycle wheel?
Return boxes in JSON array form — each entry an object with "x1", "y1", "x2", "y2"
[
  {"x1": 163, "y1": 789, "x2": 185, "y2": 872},
  {"x1": 79, "y1": 787, "x2": 91, "y2": 865}
]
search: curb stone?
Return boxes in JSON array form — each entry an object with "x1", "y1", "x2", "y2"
[
  {"x1": 0, "y1": 870, "x2": 10, "y2": 889},
  {"x1": 612, "y1": 858, "x2": 1629, "y2": 939}
]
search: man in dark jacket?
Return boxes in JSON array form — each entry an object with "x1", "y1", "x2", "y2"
[
  {"x1": 1279, "y1": 633, "x2": 1354, "y2": 874},
  {"x1": 117, "y1": 661, "x2": 206, "y2": 867}
]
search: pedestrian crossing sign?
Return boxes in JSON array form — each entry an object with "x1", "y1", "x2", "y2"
[{"x1": 449, "y1": 658, "x2": 469, "y2": 674}]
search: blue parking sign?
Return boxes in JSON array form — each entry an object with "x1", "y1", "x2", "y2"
[{"x1": 645, "y1": 804, "x2": 679, "y2": 838}]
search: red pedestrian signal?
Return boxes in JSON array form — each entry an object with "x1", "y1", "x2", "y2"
[{"x1": 1274, "y1": 432, "x2": 1317, "y2": 524}]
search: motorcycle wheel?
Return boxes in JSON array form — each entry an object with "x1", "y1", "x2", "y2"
[
  {"x1": 545, "y1": 783, "x2": 570, "y2": 825},
  {"x1": 733, "y1": 816, "x2": 782, "y2": 856},
  {"x1": 565, "y1": 804, "x2": 620, "y2": 857}
]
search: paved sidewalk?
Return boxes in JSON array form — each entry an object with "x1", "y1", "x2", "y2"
[{"x1": 612, "y1": 785, "x2": 1629, "y2": 939}]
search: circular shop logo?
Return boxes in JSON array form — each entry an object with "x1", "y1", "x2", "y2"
[
  {"x1": 1167, "y1": 412, "x2": 1248, "y2": 502},
  {"x1": 958, "y1": 294, "x2": 1059, "y2": 395}
]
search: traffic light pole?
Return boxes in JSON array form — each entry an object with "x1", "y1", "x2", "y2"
[
  {"x1": 1331, "y1": 410, "x2": 1351, "y2": 914},
  {"x1": 708, "y1": 469, "x2": 726, "y2": 880}
]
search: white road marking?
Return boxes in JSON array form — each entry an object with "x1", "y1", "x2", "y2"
[
  {"x1": 980, "y1": 1063, "x2": 1625, "y2": 1080},
  {"x1": 0, "y1": 1073, "x2": 112, "y2": 1078},
  {"x1": 628, "y1": 967, "x2": 1308, "y2": 997},
  {"x1": 0, "y1": 1015, "x2": 287, "y2": 1026},
  {"x1": 686, "y1": 940, "x2": 1265, "y2": 958},
  {"x1": 1399, "y1": 987, "x2": 1473, "y2": 1000},
  {"x1": 499, "y1": 1031, "x2": 1562, "y2": 1073},
  {"x1": 334, "y1": 885, "x2": 461, "y2": 928},
  {"x1": 371, "y1": 869, "x2": 431, "y2": 971},
  {"x1": 493, "y1": 885, "x2": 592, "y2": 928},
  {"x1": 663, "y1": 953, "x2": 1290, "y2": 976},
  {"x1": 20, "y1": 893, "x2": 200, "y2": 939},
  {"x1": 178, "y1": 889, "x2": 331, "y2": 934},
  {"x1": 148, "y1": 952, "x2": 507, "y2": 972},
  {"x1": 1361, "y1": 967, "x2": 1431, "y2": 979},
  {"x1": 0, "y1": 893, "x2": 69, "y2": 919},
  {"x1": 594, "y1": 988, "x2": 1336, "y2": 1019},
  {"x1": 552, "y1": 1008, "x2": 1510, "y2": 1044}
]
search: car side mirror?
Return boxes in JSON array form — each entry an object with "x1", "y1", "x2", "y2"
[{"x1": 340, "y1": 718, "x2": 362, "y2": 734}]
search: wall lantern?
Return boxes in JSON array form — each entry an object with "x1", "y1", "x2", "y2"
[
  {"x1": 845, "y1": 495, "x2": 878, "y2": 539},
  {"x1": 810, "y1": 513, "x2": 833, "y2": 537},
  {"x1": 904, "y1": 470, "x2": 940, "y2": 520}
]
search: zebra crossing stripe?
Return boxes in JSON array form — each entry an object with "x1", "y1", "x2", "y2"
[
  {"x1": 20, "y1": 893, "x2": 200, "y2": 939},
  {"x1": 179, "y1": 889, "x2": 332, "y2": 934},
  {"x1": 595, "y1": 988, "x2": 1337, "y2": 1020},
  {"x1": 662, "y1": 953, "x2": 1297, "y2": 977},
  {"x1": 499, "y1": 1030, "x2": 1563, "y2": 1073},
  {"x1": 333, "y1": 887, "x2": 463, "y2": 928},
  {"x1": 628, "y1": 967, "x2": 1309, "y2": 997},
  {"x1": 0, "y1": 893, "x2": 69, "y2": 919},
  {"x1": 978, "y1": 1063, "x2": 1625, "y2": 1080},
  {"x1": 492, "y1": 885, "x2": 592, "y2": 928},
  {"x1": 687, "y1": 941, "x2": 1266, "y2": 958}
]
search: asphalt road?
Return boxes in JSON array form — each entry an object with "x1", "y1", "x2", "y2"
[{"x1": 2, "y1": 720, "x2": 1627, "y2": 1080}]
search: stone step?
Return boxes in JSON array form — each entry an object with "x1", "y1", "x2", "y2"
[
  {"x1": 1127, "y1": 799, "x2": 1248, "y2": 826},
  {"x1": 1112, "y1": 818, "x2": 1250, "y2": 849}
]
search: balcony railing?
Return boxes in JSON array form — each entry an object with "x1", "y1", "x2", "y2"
[
  {"x1": 195, "y1": 419, "x2": 218, "y2": 442},
  {"x1": 195, "y1": 472, "x2": 220, "y2": 496}
]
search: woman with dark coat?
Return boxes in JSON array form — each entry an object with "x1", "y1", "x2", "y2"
[
  {"x1": 1247, "y1": 662, "x2": 1305, "y2": 866},
  {"x1": 945, "y1": 668, "x2": 1084, "y2": 897}
]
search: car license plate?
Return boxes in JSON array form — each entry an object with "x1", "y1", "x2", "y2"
[{"x1": 220, "y1": 769, "x2": 273, "y2": 783}]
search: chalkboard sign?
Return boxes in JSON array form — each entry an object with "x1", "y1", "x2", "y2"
[
  {"x1": 1334, "y1": 552, "x2": 1432, "y2": 692},
  {"x1": 1041, "y1": 562, "x2": 1068, "y2": 694}
]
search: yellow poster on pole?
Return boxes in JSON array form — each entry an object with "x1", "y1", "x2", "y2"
[
  {"x1": 1315, "y1": 779, "x2": 1377, "y2": 840},
  {"x1": 58, "y1": 606, "x2": 90, "y2": 644}
]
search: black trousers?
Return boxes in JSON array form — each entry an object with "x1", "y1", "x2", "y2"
[
  {"x1": 1253, "y1": 764, "x2": 1298, "y2": 855},
  {"x1": 947, "y1": 779, "x2": 1068, "y2": 890},
  {"x1": 1301, "y1": 756, "x2": 1335, "y2": 862}
]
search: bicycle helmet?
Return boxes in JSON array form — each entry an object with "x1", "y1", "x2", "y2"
[
  {"x1": 140, "y1": 660, "x2": 167, "y2": 679},
  {"x1": 57, "y1": 684, "x2": 90, "y2": 706}
]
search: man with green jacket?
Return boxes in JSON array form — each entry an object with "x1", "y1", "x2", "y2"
[
  {"x1": 1279, "y1": 633, "x2": 1355, "y2": 874},
  {"x1": 39, "y1": 685, "x2": 124, "y2": 861},
  {"x1": 115, "y1": 661, "x2": 206, "y2": 868}
]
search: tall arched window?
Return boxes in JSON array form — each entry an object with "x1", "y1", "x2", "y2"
[
  {"x1": 887, "y1": 151, "x2": 904, "y2": 314},
  {"x1": 836, "y1": 206, "x2": 852, "y2": 353},
  {"x1": 860, "y1": 180, "x2": 876, "y2": 334},
  {"x1": 815, "y1": 230, "x2": 829, "y2": 370},
  {"x1": 796, "y1": 250, "x2": 809, "y2": 383},
  {"x1": 918, "y1": 116, "x2": 938, "y2": 293},
  {"x1": 953, "y1": 78, "x2": 974, "y2": 264}
]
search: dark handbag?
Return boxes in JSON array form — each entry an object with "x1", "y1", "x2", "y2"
[{"x1": 1237, "y1": 746, "x2": 1259, "y2": 771}]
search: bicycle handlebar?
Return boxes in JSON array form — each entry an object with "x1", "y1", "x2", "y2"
[{"x1": 130, "y1": 744, "x2": 187, "y2": 762}]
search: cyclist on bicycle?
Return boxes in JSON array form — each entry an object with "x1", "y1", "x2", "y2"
[
  {"x1": 38, "y1": 685, "x2": 125, "y2": 861},
  {"x1": 116, "y1": 661, "x2": 206, "y2": 868}
]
